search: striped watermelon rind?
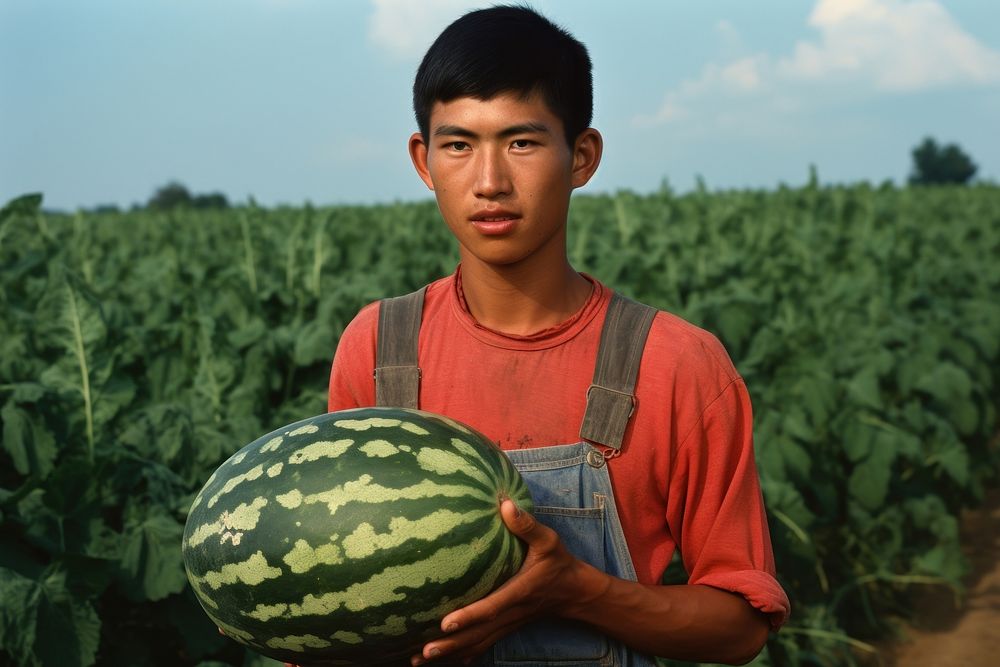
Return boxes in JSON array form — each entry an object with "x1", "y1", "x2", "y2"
[{"x1": 181, "y1": 407, "x2": 533, "y2": 665}]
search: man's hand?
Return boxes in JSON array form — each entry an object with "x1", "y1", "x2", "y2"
[
  {"x1": 411, "y1": 499, "x2": 588, "y2": 665},
  {"x1": 408, "y1": 501, "x2": 772, "y2": 666}
]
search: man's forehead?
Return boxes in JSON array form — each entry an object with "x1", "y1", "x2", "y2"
[{"x1": 428, "y1": 91, "x2": 560, "y2": 132}]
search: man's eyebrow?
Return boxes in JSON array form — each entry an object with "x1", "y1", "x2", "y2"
[
  {"x1": 432, "y1": 122, "x2": 552, "y2": 138},
  {"x1": 499, "y1": 122, "x2": 551, "y2": 137}
]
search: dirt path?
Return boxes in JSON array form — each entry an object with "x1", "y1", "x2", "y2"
[{"x1": 877, "y1": 487, "x2": 1000, "y2": 666}]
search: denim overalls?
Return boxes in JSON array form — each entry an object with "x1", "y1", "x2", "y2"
[{"x1": 375, "y1": 287, "x2": 660, "y2": 667}]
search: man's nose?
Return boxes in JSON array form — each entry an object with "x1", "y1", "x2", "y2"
[{"x1": 473, "y1": 148, "x2": 512, "y2": 198}]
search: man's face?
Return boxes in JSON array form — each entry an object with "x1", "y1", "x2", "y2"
[{"x1": 409, "y1": 91, "x2": 601, "y2": 269}]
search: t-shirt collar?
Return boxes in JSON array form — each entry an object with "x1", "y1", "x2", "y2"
[{"x1": 449, "y1": 264, "x2": 608, "y2": 350}]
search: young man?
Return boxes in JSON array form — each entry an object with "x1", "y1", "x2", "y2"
[{"x1": 328, "y1": 6, "x2": 789, "y2": 666}]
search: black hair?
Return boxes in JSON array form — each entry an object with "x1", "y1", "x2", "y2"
[{"x1": 413, "y1": 5, "x2": 593, "y2": 147}]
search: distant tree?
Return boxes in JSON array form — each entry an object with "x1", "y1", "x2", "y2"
[
  {"x1": 146, "y1": 183, "x2": 230, "y2": 211},
  {"x1": 909, "y1": 137, "x2": 977, "y2": 185},
  {"x1": 148, "y1": 182, "x2": 193, "y2": 210},
  {"x1": 191, "y1": 192, "x2": 229, "y2": 210}
]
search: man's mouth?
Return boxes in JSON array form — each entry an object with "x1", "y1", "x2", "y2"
[
  {"x1": 470, "y1": 208, "x2": 520, "y2": 222},
  {"x1": 469, "y1": 212, "x2": 520, "y2": 235}
]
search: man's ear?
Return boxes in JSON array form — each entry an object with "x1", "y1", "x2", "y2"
[
  {"x1": 409, "y1": 132, "x2": 435, "y2": 191},
  {"x1": 571, "y1": 128, "x2": 603, "y2": 189}
]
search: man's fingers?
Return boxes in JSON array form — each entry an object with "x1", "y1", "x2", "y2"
[
  {"x1": 419, "y1": 612, "x2": 514, "y2": 664},
  {"x1": 420, "y1": 500, "x2": 565, "y2": 661},
  {"x1": 441, "y1": 586, "x2": 505, "y2": 634},
  {"x1": 499, "y1": 499, "x2": 535, "y2": 537}
]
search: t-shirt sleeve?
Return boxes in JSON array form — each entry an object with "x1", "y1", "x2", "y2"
[
  {"x1": 327, "y1": 302, "x2": 380, "y2": 412},
  {"x1": 667, "y1": 376, "x2": 791, "y2": 630}
]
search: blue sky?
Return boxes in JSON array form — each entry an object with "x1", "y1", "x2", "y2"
[{"x1": 2, "y1": 0, "x2": 998, "y2": 211}]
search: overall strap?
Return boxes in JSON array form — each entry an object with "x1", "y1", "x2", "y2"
[
  {"x1": 579, "y1": 291, "x2": 658, "y2": 452},
  {"x1": 374, "y1": 286, "x2": 426, "y2": 408}
]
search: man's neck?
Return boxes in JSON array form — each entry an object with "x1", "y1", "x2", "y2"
[{"x1": 458, "y1": 256, "x2": 593, "y2": 336}]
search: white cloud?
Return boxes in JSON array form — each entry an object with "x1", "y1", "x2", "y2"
[
  {"x1": 716, "y1": 19, "x2": 738, "y2": 38},
  {"x1": 780, "y1": 0, "x2": 1000, "y2": 90},
  {"x1": 714, "y1": 18, "x2": 744, "y2": 56},
  {"x1": 637, "y1": 0, "x2": 1000, "y2": 127},
  {"x1": 368, "y1": 0, "x2": 483, "y2": 60},
  {"x1": 634, "y1": 56, "x2": 769, "y2": 126}
]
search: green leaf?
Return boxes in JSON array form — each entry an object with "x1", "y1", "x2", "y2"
[
  {"x1": 915, "y1": 361, "x2": 972, "y2": 404},
  {"x1": 847, "y1": 367, "x2": 882, "y2": 410},
  {"x1": 782, "y1": 407, "x2": 817, "y2": 443},
  {"x1": 962, "y1": 318, "x2": 999, "y2": 358},
  {"x1": 38, "y1": 357, "x2": 81, "y2": 395},
  {"x1": 0, "y1": 567, "x2": 40, "y2": 666},
  {"x1": 91, "y1": 373, "x2": 136, "y2": 429},
  {"x1": 946, "y1": 336, "x2": 979, "y2": 369},
  {"x1": 888, "y1": 428, "x2": 922, "y2": 461},
  {"x1": 35, "y1": 569, "x2": 101, "y2": 667},
  {"x1": 118, "y1": 403, "x2": 187, "y2": 461},
  {"x1": 0, "y1": 193, "x2": 43, "y2": 221},
  {"x1": 761, "y1": 479, "x2": 816, "y2": 548},
  {"x1": 904, "y1": 496, "x2": 960, "y2": 543},
  {"x1": 934, "y1": 441, "x2": 970, "y2": 486},
  {"x1": 1, "y1": 401, "x2": 58, "y2": 478},
  {"x1": 795, "y1": 372, "x2": 837, "y2": 432},
  {"x1": 292, "y1": 318, "x2": 335, "y2": 366},
  {"x1": 118, "y1": 511, "x2": 188, "y2": 602},
  {"x1": 842, "y1": 417, "x2": 875, "y2": 464},
  {"x1": 914, "y1": 361, "x2": 979, "y2": 434},
  {"x1": 852, "y1": 414, "x2": 922, "y2": 464},
  {"x1": 34, "y1": 276, "x2": 109, "y2": 462},
  {"x1": 912, "y1": 544, "x2": 967, "y2": 587},
  {"x1": 139, "y1": 459, "x2": 192, "y2": 511},
  {"x1": 765, "y1": 436, "x2": 812, "y2": 482},
  {"x1": 848, "y1": 446, "x2": 895, "y2": 511},
  {"x1": 2, "y1": 382, "x2": 46, "y2": 404},
  {"x1": 14, "y1": 489, "x2": 63, "y2": 555},
  {"x1": 950, "y1": 400, "x2": 980, "y2": 437},
  {"x1": 193, "y1": 327, "x2": 236, "y2": 419},
  {"x1": 41, "y1": 453, "x2": 97, "y2": 518},
  {"x1": 0, "y1": 566, "x2": 101, "y2": 667},
  {"x1": 227, "y1": 317, "x2": 268, "y2": 350},
  {"x1": 144, "y1": 348, "x2": 191, "y2": 404},
  {"x1": 35, "y1": 273, "x2": 107, "y2": 353},
  {"x1": 715, "y1": 301, "x2": 755, "y2": 352},
  {"x1": 61, "y1": 550, "x2": 120, "y2": 600}
]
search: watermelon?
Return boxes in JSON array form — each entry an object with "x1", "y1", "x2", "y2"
[{"x1": 182, "y1": 407, "x2": 533, "y2": 666}]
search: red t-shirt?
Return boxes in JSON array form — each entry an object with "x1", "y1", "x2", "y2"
[{"x1": 328, "y1": 269, "x2": 790, "y2": 628}]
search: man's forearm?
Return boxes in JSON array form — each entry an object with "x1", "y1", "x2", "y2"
[{"x1": 565, "y1": 559, "x2": 771, "y2": 665}]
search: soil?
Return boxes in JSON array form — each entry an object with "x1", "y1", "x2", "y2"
[{"x1": 874, "y1": 486, "x2": 1000, "y2": 667}]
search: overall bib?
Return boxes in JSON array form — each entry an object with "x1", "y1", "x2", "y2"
[{"x1": 375, "y1": 288, "x2": 660, "y2": 667}]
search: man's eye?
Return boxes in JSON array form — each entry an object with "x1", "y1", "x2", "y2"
[
  {"x1": 512, "y1": 139, "x2": 533, "y2": 149},
  {"x1": 447, "y1": 141, "x2": 470, "y2": 151}
]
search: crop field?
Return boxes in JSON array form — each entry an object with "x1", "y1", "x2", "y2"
[{"x1": 1, "y1": 182, "x2": 998, "y2": 666}]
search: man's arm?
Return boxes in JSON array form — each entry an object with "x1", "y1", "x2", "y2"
[{"x1": 412, "y1": 500, "x2": 771, "y2": 666}]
